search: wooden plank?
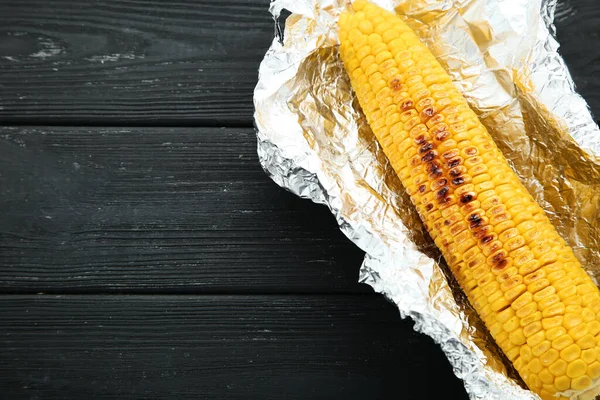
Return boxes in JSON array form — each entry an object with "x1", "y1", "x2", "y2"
[
  {"x1": 0, "y1": 294, "x2": 468, "y2": 399},
  {"x1": 554, "y1": 0, "x2": 600, "y2": 121},
  {"x1": 0, "y1": 126, "x2": 366, "y2": 293},
  {"x1": 0, "y1": 0, "x2": 273, "y2": 126},
  {"x1": 0, "y1": 1, "x2": 599, "y2": 126}
]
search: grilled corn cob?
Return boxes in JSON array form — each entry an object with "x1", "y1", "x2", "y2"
[{"x1": 338, "y1": 1, "x2": 600, "y2": 398}]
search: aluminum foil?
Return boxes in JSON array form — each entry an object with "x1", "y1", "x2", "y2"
[{"x1": 254, "y1": 0, "x2": 600, "y2": 398}]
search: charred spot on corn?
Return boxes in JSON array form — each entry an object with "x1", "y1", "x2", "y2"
[
  {"x1": 420, "y1": 143, "x2": 433, "y2": 153},
  {"x1": 414, "y1": 135, "x2": 428, "y2": 145},
  {"x1": 447, "y1": 158, "x2": 461, "y2": 168},
  {"x1": 400, "y1": 99, "x2": 413, "y2": 110},
  {"x1": 460, "y1": 193, "x2": 474, "y2": 203},
  {"x1": 481, "y1": 235, "x2": 495, "y2": 244},
  {"x1": 468, "y1": 213, "x2": 483, "y2": 228},
  {"x1": 422, "y1": 151, "x2": 436, "y2": 162},
  {"x1": 452, "y1": 176, "x2": 466, "y2": 186}
]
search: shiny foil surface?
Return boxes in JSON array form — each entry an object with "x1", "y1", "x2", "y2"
[{"x1": 253, "y1": 0, "x2": 600, "y2": 398}]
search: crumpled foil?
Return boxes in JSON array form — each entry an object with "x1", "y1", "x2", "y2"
[{"x1": 253, "y1": 0, "x2": 600, "y2": 398}]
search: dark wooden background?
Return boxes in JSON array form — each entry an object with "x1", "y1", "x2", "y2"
[{"x1": 0, "y1": 1, "x2": 597, "y2": 399}]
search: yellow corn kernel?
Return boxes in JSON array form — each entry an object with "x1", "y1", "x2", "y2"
[
  {"x1": 542, "y1": 315, "x2": 564, "y2": 331},
  {"x1": 521, "y1": 311, "x2": 542, "y2": 328},
  {"x1": 524, "y1": 321, "x2": 543, "y2": 338},
  {"x1": 529, "y1": 358, "x2": 543, "y2": 374},
  {"x1": 581, "y1": 348, "x2": 596, "y2": 364},
  {"x1": 527, "y1": 330, "x2": 547, "y2": 348},
  {"x1": 560, "y1": 344, "x2": 581, "y2": 362},
  {"x1": 503, "y1": 316, "x2": 520, "y2": 332},
  {"x1": 588, "y1": 320, "x2": 600, "y2": 336},
  {"x1": 569, "y1": 324, "x2": 589, "y2": 341},
  {"x1": 554, "y1": 376, "x2": 570, "y2": 391},
  {"x1": 566, "y1": 359, "x2": 587, "y2": 378},
  {"x1": 549, "y1": 359, "x2": 568, "y2": 376},
  {"x1": 533, "y1": 341, "x2": 552, "y2": 357},
  {"x1": 546, "y1": 327, "x2": 567, "y2": 342},
  {"x1": 516, "y1": 303, "x2": 537, "y2": 319},
  {"x1": 505, "y1": 346, "x2": 520, "y2": 362},
  {"x1": 540, "y1": 349, "x2": 559, "y2": 367},
  {"x1": 510, "y1": 328, "x2": 527, "y2": 346},
  {"x1": 588, "y1": 361, "x2": 600, "y2": 379},
  {"x1": 542, "y1": 303, "x2": 565, "y2": 318},
  {"x1": 577, "y1": 334, "x2": 596, "y2": 350},
  {"x1": 538, "y1": 369, "x2": 554, "y2": 385},
  {"x1": 511, "y1": 292, "x2": 533, "y2": 311},
  {"x1": 572, "y1": 375, "x2": 592, "y2": 391}
]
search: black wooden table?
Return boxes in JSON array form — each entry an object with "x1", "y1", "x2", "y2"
[{"x1": 0, "y1": 1, "x2": 597, "y2": 399}]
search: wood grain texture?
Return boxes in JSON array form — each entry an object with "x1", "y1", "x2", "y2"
[
  {"x1": 0, "y1": 0, "x2": 599, "y2": 126},
  {"x1": 554, "y1": 0, "x2": 600, "y2": 121},
  {"x1": 0, "y1": 0, "x2": 273, "y2": 126},
  {"x1": 0, "y1": 126, "x2": 366, "y2": 293},
  {"x1": 0, "y1": 295, "x2": 468, "y2": 400}
]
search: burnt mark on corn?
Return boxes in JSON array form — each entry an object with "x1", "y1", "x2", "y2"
[
  {"x1": 527, "y1": 270, "x2": 543, "y2": 282},
  {"x1": 438, "y1": 196, "x2": 452, "y2": 205},
  {"x1": 487, "y1": 242, "x2": 502, "y2": 254},
  {"x1": 449, "y1": 167, "x2": 462, "y2": 177},
  {"x1": 443, "y1": 149, "x2": 459, "y2": 159},
  {"x1": 420, "y1": 107, "x2": 436, "y2": 121},
  {"x1": 468, "y1": 213, "x2": 483, "y2": 229},
  {"x1": 390, "y1": 78, "x2": 403, "y2": 90},
  {"x1": 437, "y1": 187, "x2": 449, "y2": 201},
  {"x1": 452, "y1": 177, "x2": 465, "y2": 186},
  {"x1": 472, "y1": 226, "x2": 490, "y2": 239},
  {"x1": 460, "y1": 193, "x2": 474, "y2": 204},
  {"x1": 491, "y1": 251, "x2": 506, "y2": 265},
  {"x1": 481, "y1": 235, "x2": 494, "y2": 244},
  {"x1": 431, "y1": 124, "x2": 450, "y2": 142},
  {"x1": 447, "y1": 158, "x2": 461, "y2": 168},
  {"x1": 401, "y1": 105, "x2": 486, "y2": 241},
  {"x1": 427, "y1": 161, "x2": 443, "y2": 177},
  {"x1": 400, "y1": 100, "x2": 413, "y2": 111},
  {"x1": 432, "y1": 178, "x2": 447, "y2": 190},
  {"x1": 435, "y1": 130, "x2": 450, "y2": 142},
  {"x1": 431, "y1": 124, "x2": 447, "y2": 134},
  {"x1": 464, "y1": 147, "x2": 478, "y2": 156},
  {"x1": 415, "y1": 135, "x2": 428, "y2": 145},
  {"x1": 421, "y1": 151, "x2": 436, "y2": 162},
  {"x1": 420, "y1": 143, "x2": 433, "y2": 154}
]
